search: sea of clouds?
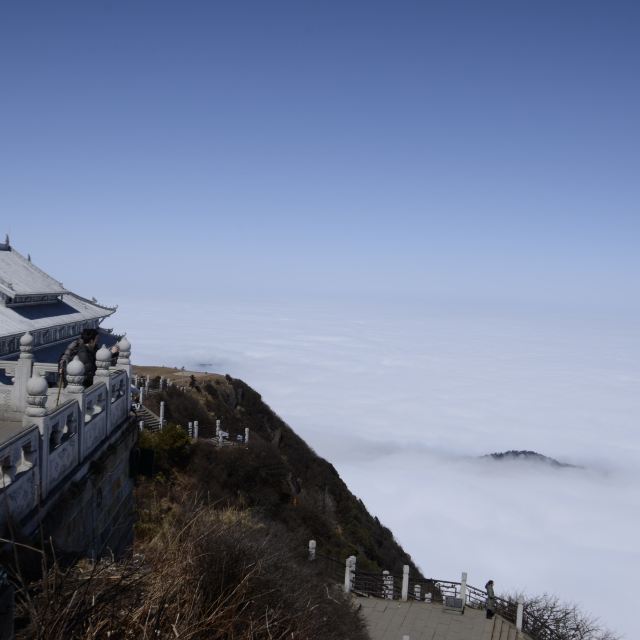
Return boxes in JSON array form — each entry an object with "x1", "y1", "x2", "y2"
[{"x1": 114, "y1": 294, "x2": 639, "y2": 638}]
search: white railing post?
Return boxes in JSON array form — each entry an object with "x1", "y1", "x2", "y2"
[
  {"x1": 159, "y1": 401, "x2": 165, "y2": 431},
  {"x1": 244, "y1": 427, "x2": 249, "y2": 443},
  {"x1": 414, "y1": 584, "x2": 421, "y2": 601},
  {"x1": 516, "y1": 596, "x2": 524, "y2": 632},
  {"x1": 194, "y1": 420, "x2": 199, "y2": 439},
  {"x1": 401, "y1": 565, "x2": 409, "y2": 601},
  {"x1": 308, "y1": 539, "x2": 316, "y2": 561},
  {"x1": 344, "y1": 556, "x2": 356, "y2": 593},
  {"x1": 139, "y1": 386, "x2": 145, "y2": 404},
  {"x1": 460, "y1": 571, "x2": 467, "y2": 606},
  {"x1": 138, "y1": 420, "x2": 144, "y2": 432},
  {"x1": 188, "y1": 421, "x2": 193, "y2": 437}
]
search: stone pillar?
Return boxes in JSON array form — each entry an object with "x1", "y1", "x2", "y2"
[
  {"x1": 460, "y1": 571, "x2": 467, "y2": 607},
  {"x1": 516, "y1": 596, "x2": 524, "y2": 632},
  {"x1": 344, "y1": 556, "x2": 356, "y2": 593},
  {"x1": 116, "y1": 337, "x2": 132, "y2": 409},
  {"x1": 244, "y1": 427, "x2": 249, "y2": 443},
  {"x1": 159, "y1": 401, "x2": 165, "y2": 432},
  {"x1": 64, "y1": 357, "x2": 85, "y2": 397},
  {"x1": 193, "y1": 420, "x2": 199, "y2": 439},
  {"x1": 139, "y1": 387, "x2": 145, "y2": 405},
  {"x1": 95, "y1": 345, "x2": 111, "y2": 380},
  {"x1": 12, "y1": 332, "x2": 34, "y2": 411},
  {"x1": 414, "y1": 584, "x2": 421, "y2": 601},
  {"x1": 116, "y1": 337, "x2": 131, "y2": 368},
  {"x1": 308, "y1": 539, "x2": 316, "y2": 561},
  {"x1": 145, "y1": 376, "x2": 150, "y2": 392},
  {"x1": 401, "y1": 565, "x2": 410, "y2": 601},
  {"x1": 25, "y1": 372, "x2": 48, "y2": 418}
]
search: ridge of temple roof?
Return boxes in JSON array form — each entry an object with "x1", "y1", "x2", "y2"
[{"x1": 0, "y1": 244, "x2": 66, "y2": 297}]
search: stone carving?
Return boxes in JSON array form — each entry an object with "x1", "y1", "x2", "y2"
[
  {"x1": 116, "y1": 337, "x2": 131, "y2": 366},
  {"x1": 19, "y1": 332, "x2": 33, "y2": 360},
  {"x1": 95, "y1": 345, "x2": 111, "y2": 379},
  {"x1": 66, "y1": 356, "x2": 85, "y2": 394},
  {"x1": 26, "y1": 371, "x2": 48, "y2": 417}
]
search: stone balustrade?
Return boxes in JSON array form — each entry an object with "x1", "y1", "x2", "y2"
[{"x1": 0, "y1": 333, "x2": 133, "y2": 532}]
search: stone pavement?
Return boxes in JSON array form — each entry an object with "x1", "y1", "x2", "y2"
[{"x1": 356, "y1": 597, "x2": 522, "y2": 640}]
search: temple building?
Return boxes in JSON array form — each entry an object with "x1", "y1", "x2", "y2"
[
  {"x1": 0, "y1": 235, "x2": 134, "y2": 586},
  {"x1": 0, "y1": 235, "x2": 116, "y2": 361}
]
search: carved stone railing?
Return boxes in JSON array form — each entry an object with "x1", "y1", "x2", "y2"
[
  {"x1": 0, "y1": 334, "x2": 133, "y2": 532},
  {"x1": 0, "y1": 426, "x2": 40, "y2": 527}
]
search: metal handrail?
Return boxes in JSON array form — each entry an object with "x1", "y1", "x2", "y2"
[{"x1": 313, "y1": 551, "x2": 567, "y2": 640}]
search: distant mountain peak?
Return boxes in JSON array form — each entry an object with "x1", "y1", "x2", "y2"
[{"x1": 482, "y1": 450, "x2": 578, "y2": 468}]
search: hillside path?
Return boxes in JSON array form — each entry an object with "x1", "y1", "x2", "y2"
[{"x1": 356, "y1": 597, "x2": 524, "y2": 640}]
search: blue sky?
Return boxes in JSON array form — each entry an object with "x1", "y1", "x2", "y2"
[{"x1": 1, "y1": 1, "x2": 638, "y2": 308}]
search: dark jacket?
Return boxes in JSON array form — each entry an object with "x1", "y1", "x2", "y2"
[{"x1": 76, "y1": 342, "x2": 97, "y2": 387}]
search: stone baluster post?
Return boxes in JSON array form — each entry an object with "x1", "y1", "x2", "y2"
[
  {"x1": 244, "y1": 427, "x2": 249, "y2": 443},
  {"x1": 116, "y1": 337, "x2": 132, "y2": 408},
  {"x1": 414, "y1": 584, "x2": 421, "y2": 601},
  {"x1": 25, "y1": 371, "x2": 48, "y2": 419},
  {"x1": 215, "y1": 419, "x2": 221, "y2": 436},
  {"x1": 193, "y1": 420, "x2": 199, "y2": 439},
  {"x1": 308, "y1": 539, "x2": 316, "y2": 561},
  {"x1": 401, "y1": 565, "x2": 410, "y2": 601},
  {"x1": 139, "y1": 386, "x2": 145, "y2": 405},
  {"x1": 159, "y1": 401, "x2": 165, "y2": 431},
  {"x1": 460, "y1": 571, "x2": 467, "y2": 607},
  {"x1": 65, "y1": 357, "x2": 85, "y2": 397},
  {"x1": 95, "y1": 345, "x2": 111, "y2": 380},
  {"x1": 12, "y1": 332, "x2": 34, "y2": 411},
  {"x1": 344, "y1": 556, "x2": 356, "y2": 593},
  {"x1": 138, "y1": 420, "x2": 144, "y2": 432},
  {"x1": 145, "y1": 375, "x2": 150, "y2": 392},
  {"x1": 188, "y1": 421, "x2": 193, "y2": 437},
  {"x1": 516, "y1": 596, "x2": 524, "y2": 632}
]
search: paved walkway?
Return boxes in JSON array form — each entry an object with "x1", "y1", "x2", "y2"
[{"x1": 356, "y1": 597, "x2": 521, "y2": 640}]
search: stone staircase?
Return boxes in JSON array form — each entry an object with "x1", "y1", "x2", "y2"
[{"x1": 136, "y1": 405, "x2": 161, "y2": 431}]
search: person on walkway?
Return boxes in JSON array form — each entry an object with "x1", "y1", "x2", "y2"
[{"x1": 485, "y1": 580, "x2": 496, "y2": 619}]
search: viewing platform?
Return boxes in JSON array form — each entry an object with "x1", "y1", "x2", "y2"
[{"x1": 0, "y1": 331, "x2": 133, "y2": 547}]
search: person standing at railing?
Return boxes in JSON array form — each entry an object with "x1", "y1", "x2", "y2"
[
  {"x1": 485, "y1": 579, "x2": 496, "y2": 619},
  {"x1": 75, "y1": 329, "x2": 99, "y2": 387}
]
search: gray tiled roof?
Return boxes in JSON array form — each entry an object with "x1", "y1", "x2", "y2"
[
  {"x1": 0, "y1": 243, "x2": 115, "y2": 338},
  {"x1": 0, "y1": 245, "x2": 66, "y2": 296},
  {"x1": 0, "y1": 293, "x2": 115, "y2": 338}
]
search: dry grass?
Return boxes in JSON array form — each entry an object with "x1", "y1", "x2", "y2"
[{"x1": 14, "y1": 486, "x2": 369, "y2": 640}]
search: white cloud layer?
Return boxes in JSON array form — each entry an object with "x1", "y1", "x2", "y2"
[{"x1": 115, "y1": 294, "x2": 639, "y2": 638}]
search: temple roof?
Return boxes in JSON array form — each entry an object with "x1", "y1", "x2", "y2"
[
  {"x1": 0, "y1": 293, "x2": 115, "y2": 337},
  {"x1": 0, "y1": 240, "x2": 116, "y2": 338},
  {"x1": 0, "y1": 243, "x2": 66, "y2": 297}
]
